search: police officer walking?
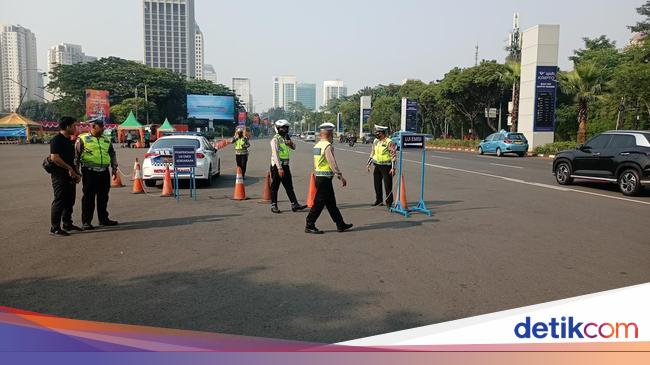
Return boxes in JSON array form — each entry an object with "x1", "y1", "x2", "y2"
[
  {"x1": 232, "y1": 126, "x2": 250, "y2": 178},
  {"x1": 75, "y1": 119, "x2": 119, "y2": 230},
  {"x1": 269, "y1": 120, "x2": 307, "y2": 214},
  {"x1": 305, "y1": 123, "x2": 353, "y2": 234},
  {"x1": 367, "y1": 125, "x2": 396, "y2": 207}
]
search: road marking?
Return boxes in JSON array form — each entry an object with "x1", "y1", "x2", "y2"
[{"x1": 490, "y1": 163, "x2": 524, "y2": 169}]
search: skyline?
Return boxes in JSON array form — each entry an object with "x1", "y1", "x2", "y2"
[{"x1": 0, "y1": 0, "x2": 645, "y2": 112}]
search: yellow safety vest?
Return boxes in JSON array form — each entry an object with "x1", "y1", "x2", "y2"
[
  {"x1": 373, "y1": 138, "x2": 393, "y2": 165},
  {"x1": 79, "y1": 133, "x2": 112, "y2": 168},
  {"x1": 275, "y1": 134, "x2": 290, "y2": 162},
  {"x1": 313, "y1": 140, "x2": 334, "y2": 177},
  {"x1": 234, "y1": 137, "x2": 248, "y2": 155}
]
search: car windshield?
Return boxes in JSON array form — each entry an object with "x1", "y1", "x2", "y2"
[
  {"x1": 307, "y1": 132, "x2": 315, "y2": 135},
  {"x1": 507, "y1": 134, "x2": 527, "y2": 141},
  {"x1": 151, "y1": 138, "x2": 200, "y2": 150}
]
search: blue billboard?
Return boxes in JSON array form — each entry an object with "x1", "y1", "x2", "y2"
[
  {"x1": 533, "y1": 66, "x2": 558, "y2": 132},
  {"x1": 187, "y1": 95, "x2": 235, "y2": 120}
]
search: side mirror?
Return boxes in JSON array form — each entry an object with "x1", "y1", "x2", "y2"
[{"x1": 579, "y1": 144, "x2": 590, "y2": 151}]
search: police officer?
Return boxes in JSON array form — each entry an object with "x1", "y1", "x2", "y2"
[
  {"x1": 270, "y1": 120, "x2": 307, "y2": 214},
  {"x1": 232, "y1": 126, "x2": 250, "y2": 178},
  {"x1": 367, "y1": 125, "x2": 396, "y2": 206},
  {"x1": 305, "y1": 123, "x2": 353, "y2": 234},
  {"x1": 75, "y1": 119, "x2": 119, "y2": 230}
]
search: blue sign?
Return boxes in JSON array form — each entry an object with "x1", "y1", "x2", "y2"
[
  {"x1": 173, "y1": 145, "x2": 197, "y2": 168},
  {"x1": 402, "y1": 134, "x2": 425, "y2": 149},
  {"x1": 534, "y1": 66, "x2": 558, "y2": 132},
  {"x1": 187, "y1": 95, "x2": 235, "y2": 120}
]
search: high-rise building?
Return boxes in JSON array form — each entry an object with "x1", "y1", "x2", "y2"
[
  {"x1": 143, "y1": 0, "x2": 196, "y2": 78},
  {"x1": 194, "y1": 25, "x2": 204, "y2": 79},
  {"x1": 296, "y1": 83, "x2": 316, "y2": 111},
  {"x1": 232, "y1": 78, "x2": 252, "y2": 112},
  {"x1": 203, "y1": 63, "x2": 217, "y2": 83},
  {"x1": 47, "y1": 43, "x2": 96, "y2": 74},
  {"x1": 323, "y1": 80, "x2": 347, "y2": 106},
  {"x1": 0, "y1": 24, "x2": 42, "y2": 112},
  {"x1": 272, "y1": 75, "x2": 297, "y2": 110}
]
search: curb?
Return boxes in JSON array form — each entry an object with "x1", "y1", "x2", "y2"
[{"x1": 425, "y1": 146, "x2": 555, "y2": 159}]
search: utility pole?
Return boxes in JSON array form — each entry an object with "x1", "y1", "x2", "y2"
[{"x1": 474, "y1": 44, "x2": 479, "y2": 66}]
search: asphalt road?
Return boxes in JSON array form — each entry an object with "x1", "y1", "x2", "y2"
[{"x1": 0, "y1": 139, "x2": 648, "y2": 343}]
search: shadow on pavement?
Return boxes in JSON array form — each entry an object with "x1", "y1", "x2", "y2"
[
  {"x1": 86, "y1": 214, "x2": 241, "y2": 233},
  {"x1": 0, "y1": 267, "x2": 425, "y2": 343},
  {"x1": 352, "y1": 219, "x2": 440, "y2": 233}
]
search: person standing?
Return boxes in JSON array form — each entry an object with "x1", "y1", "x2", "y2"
[
  {"x1": 232, "y1": 127, "x2": 250, "y2": 178},
  {"x1": 305, "y1": 123, "x2": 353, "y2": 234},
  {"x1": 144, "y1": 129, "x2": 151, "y2": 148},
  {"x1": 367, "y1": 125, "x2": 397, "y2": 207},
  {"x1": 75, "y1": 119, "x2": 119, "y2": 230},
  {"x1": 269, "y1": 120, "x2": 307, "y2": 214},
  {"x1": 49, "y1": 117, "x2": 82, "y2": 236}
]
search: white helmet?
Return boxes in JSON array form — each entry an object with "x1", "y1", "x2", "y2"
[
  {"x1": 274, "y1": 119, "x2": 290, "y2": 133},
  {"x1": 319, "y1": 122, "x2": 336, "y2": 131}
]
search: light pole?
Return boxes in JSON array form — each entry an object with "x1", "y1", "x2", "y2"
[{"x1": 3, "y1": 78, "x2": 28, "y2": 113}]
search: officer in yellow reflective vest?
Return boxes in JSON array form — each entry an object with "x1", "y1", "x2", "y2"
[
  {"x1": 75, "y1": 119, "x2": 119, "y2": 230},
  {"x1": 305, "y1": 123, "x2": 353, "y2": 234},
  {"x1": 232, "y1": 127, "x2": 250, "y2": 178},
  {"x1": 269, "y1": 120, "x2": 307, "y2": 214},
  {"x1": 367, "y1": 125, "x2": 397, "y2": 207}
]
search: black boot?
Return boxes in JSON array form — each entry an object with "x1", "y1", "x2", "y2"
[
  {"x1": 271, "y1": 204, "x2": 281, "y2": 214},
  {"x1": 291, "y1": 203, "x2": 308, "y2": 212},
  {"x1": 337, "y1": 223, "x2": 354, "y2": 233},
  {"x1": 305, "y1": 225, "x2": 324, "y2": 234}
]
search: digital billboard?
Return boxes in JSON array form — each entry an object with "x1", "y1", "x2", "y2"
[{"x1": 187, "y1": 95, "x2": 235, "y2": 120}]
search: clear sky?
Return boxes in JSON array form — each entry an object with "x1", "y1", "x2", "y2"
[{"x1": 1, "y1": 0, "x2": 644, "y2": 111}]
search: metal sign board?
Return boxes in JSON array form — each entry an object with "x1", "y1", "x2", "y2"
[
  {"x1": 402, "y1": 134, "x2": 425, "y2": 149},
  {"x1": 173, "y1": 145, "x2": 197, "y2": 168}
]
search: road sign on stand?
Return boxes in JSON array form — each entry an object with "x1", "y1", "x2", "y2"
[
  {"x1": 390, "y1": 134, "x2": 432, "y2": 218},
  {"x1": 172, "y1": 145, "x2": 197, "y2": 201}
]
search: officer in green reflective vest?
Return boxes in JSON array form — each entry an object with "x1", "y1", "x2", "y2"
[
  {"x1": 305, "y1": 123, "x2": 353, "y2": 234},
  {"x1": 269, "y1": 120, "x2": 307, "y2": 214},
  {"x1": 75, "y1": 119, "x2": 119, "y2": 230},
  {"x1": 367, "y1": 125, "x2": 397, "y2": 207},
  {"x1": 232, "y1": 127, "x2": 250, "y2": 177}
]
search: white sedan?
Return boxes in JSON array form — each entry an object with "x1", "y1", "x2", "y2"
[
  {"x1": 304, "y1": 131, "x2": 316, "y2": 142},
  {"x1": 142, "y1": 135, "x2": 221, "y2": 187}
]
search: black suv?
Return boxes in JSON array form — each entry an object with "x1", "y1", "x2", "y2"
[{"x1": 553, "y1": 131, "x2": 650, "y2": 196}]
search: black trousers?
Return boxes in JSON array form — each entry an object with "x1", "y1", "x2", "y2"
[
  {"x1": 236, "y1": 154, "x2": 248, "y2": 176},
  {"x1": 81, "y1": 168, "x2": 111, "y2": 224},
  {"x1": 270, "y1": 165, "x2": 298, "y2": 205},
  {"x1": 51, "y1": 174, "x2": 76, "y2": 230},
  {"x1": 306, "y1": 177, "x2": 344, "y2": 228},
  {"x1": 373, "y1": 164, "x2": 394, "y2": 205}
]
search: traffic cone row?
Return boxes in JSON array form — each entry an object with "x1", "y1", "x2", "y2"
[
  {"x1": 231, "y1": 167, "x2": 248, "y2": 200},
  {"x1": 111, "y1": 169, "x2": 125, "y2": 188},
  {"x1": 396, "y1": 174, "x2": 408, "y2": 210},
  {"x1": 132, "y1": 158, "x2": 145, "y2": 194},
  {"x1": 160, "y1": 165, "x2": 174, "y2": 197},
  {"x1": 306, "y1": 173, "x2": 317, "y2": 208},
  {"x1": 257, "y1": 172, "x2": 272, "y2": 204}
]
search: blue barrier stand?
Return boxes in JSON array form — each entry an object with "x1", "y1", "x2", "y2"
[{"x1": 389, "y1": 134, "x2": 432, "y2": 217}]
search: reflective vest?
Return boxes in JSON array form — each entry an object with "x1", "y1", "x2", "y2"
[
  {"x1": 313, "y1": 140, "x2": 334, "y2": 177},
  {"x1": 372, "y1": 138, "x2": 393, "y2": 165},
  {"x1": 234, "y1": 137, "x2": 248, "y2": 155},
  {"x1": 275, "y1": 134, "x2": 290, "y2": 163},
  {"x1": 79, "y1": 133, "x2": 112, "y2": 168}
]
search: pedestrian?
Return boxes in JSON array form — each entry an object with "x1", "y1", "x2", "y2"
[
  {"x1": 75, "y1": 118, "x2": 119, "y2": 230},
  {"x1": 269, "y1": 119, "x2": 307, "y2": 214},
  {"x1": 144, "y1": 129, "x2": 151, "y2": 148},
  {"x1": 232, "y1": 126, "x2": 250, "y2": 178},
  {"x1": 126, "y1": 131, "x2": 134, "y2": 148},
  {"x1": 367, "y1": 125, "x2": 397, "y2": 207},
  {"x1": 305, "y1": 123, "x2": 353, "y2": 234},
  {"x1": 48, "y1": 117, "x2": 82, "y2": 236}
]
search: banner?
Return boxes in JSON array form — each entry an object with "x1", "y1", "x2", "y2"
[
  {"x1": 187, "y1": 95, "x2": 235, "y2": 120},
  {"x1": 85, "y1": 89, "x2": 110, "y2": 123}
]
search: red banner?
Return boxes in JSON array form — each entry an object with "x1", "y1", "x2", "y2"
[{"x1": 85, "y1": 89, "x2": 110, "y2": 122}]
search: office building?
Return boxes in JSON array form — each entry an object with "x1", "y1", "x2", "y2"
[
  {"x1": 47, "y1": 43, "x2": 96, "y2": 74},
  {"x1": 296, "y1": 83, "x2": 316, "y2": 110},
  {"x1": 143, "y1": 0, "x2": 196, "y2": 78},
  {"x1": 203, "y1": 63, "x2": 217, "y2": 83},
  {"x1": 272, "y1": 75, "x2": 297, "y2": 109},
  {"x1": 232, "y1": 77, "x2": 252, "y2": 112},
  {"x1": 323, "y1": 80, "x2": 347, "y2": 106},
  {"x1": 0, "y1": 24, "x2": 42, "y2": 112},
  {"x1": 194, "y1": 25, "x2": 203, "y2": 79}
]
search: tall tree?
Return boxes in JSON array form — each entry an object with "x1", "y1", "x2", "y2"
[
  {"x1": 369, "y1": 96, "x2": 400, "y2": 131},
  {"x1": 499, "y1": 60, "x2": 521, "y2": 132},
  {"x1": 17, "y1": 100, "x2": 60, "y2": 121},
  {"x1": 629, "y1": 1, "x2": 650, "y2": 34},
  {"x1": 560, "y1": 62, "x2": 604, "y2": 144}
]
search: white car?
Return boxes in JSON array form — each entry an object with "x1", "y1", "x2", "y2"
[
  {"x1": 304, "y1": 131, "x2": 316, "y2": 142},
  {"x1": 142, "y1": 135, "x2": 221, "y2": 187}
]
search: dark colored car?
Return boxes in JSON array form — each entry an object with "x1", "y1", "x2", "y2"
[{"x1": 553, "y1": 131, "x2": 650, "y2": 196}]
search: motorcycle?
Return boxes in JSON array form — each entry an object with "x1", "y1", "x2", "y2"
[{"x1": 347, "y1": 135, "x2": 357, "y2": 147}]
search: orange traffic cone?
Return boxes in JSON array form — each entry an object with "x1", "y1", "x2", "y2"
[
  {"x1": 258, "y1": 172, "x2": 272, "y2": 204},
  {"x1": 398, "y1": 174, "x2": 408, "y2": 210},
  {"x1": 306, "y1": 173, "x2": 317, "y2": 208},
  {"x1": 130, "y1": 159, "x2": 138, "y2": 181},
  {"x1": 132, "y1": 158, "x2": 145, "y2": 194},
  {"x1": 111, "y1": 169, "x2": 125, "y2": 187},
  {"x1": 231, "y1": 167, "x2": 248, "y2": 200},
  {"x1": 160, "y1": 165, "x2": 174, "y2": 197}
]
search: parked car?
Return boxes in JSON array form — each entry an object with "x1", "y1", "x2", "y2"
[
  {"x1": 304, "y1": 131, "x2": 316, "y2": 142},
  {"x1": 390, "y1": 131, "x2": 415, "y2": 150},
  {"x1": 553, "y1": 131, "x2": 650, "y2": 196},
  {"x1": 142, "y1": 134, "x2": 221, "y2": 187},
  {"x1": 478, "y1": 131, "x2": 529, "y2": 157}
]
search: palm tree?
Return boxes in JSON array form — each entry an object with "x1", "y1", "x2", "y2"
[
  {"x1": 560, "y1": 61, "x2": 603, "y2": 144},
  {"x1": 500, "y1": 60, "x2": 521, "y2": 132}
]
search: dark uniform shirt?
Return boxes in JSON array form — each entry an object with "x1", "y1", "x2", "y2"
[{"x1": 50, "y1": 133, "x2": 76, "y2": 177}]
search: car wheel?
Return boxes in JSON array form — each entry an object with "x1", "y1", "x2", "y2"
[
  {"x1": 517, "y1": 152, "x2": 526, "y2": 157},
  {"x1": 478, "y1": 146, "x2": 484, "y2": 155},
  {"x1": 618, "y1": 168, "x2": 642, "y2": 196},
  {"x1": 555, "y1": 162, "x2": 573, "y2": 185},
  {"x1": 144, "y1": 179, "x2": 157, "y2": 188},
  {"x1": 496, "y1": 148, "x2": 502, "y2": 157},
  {"x1": 215, "y1": 159, "x2": 221, "y2": 178},
  {"x1": 200, "y1": 166, "x2": 212, "y2": 187}
]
